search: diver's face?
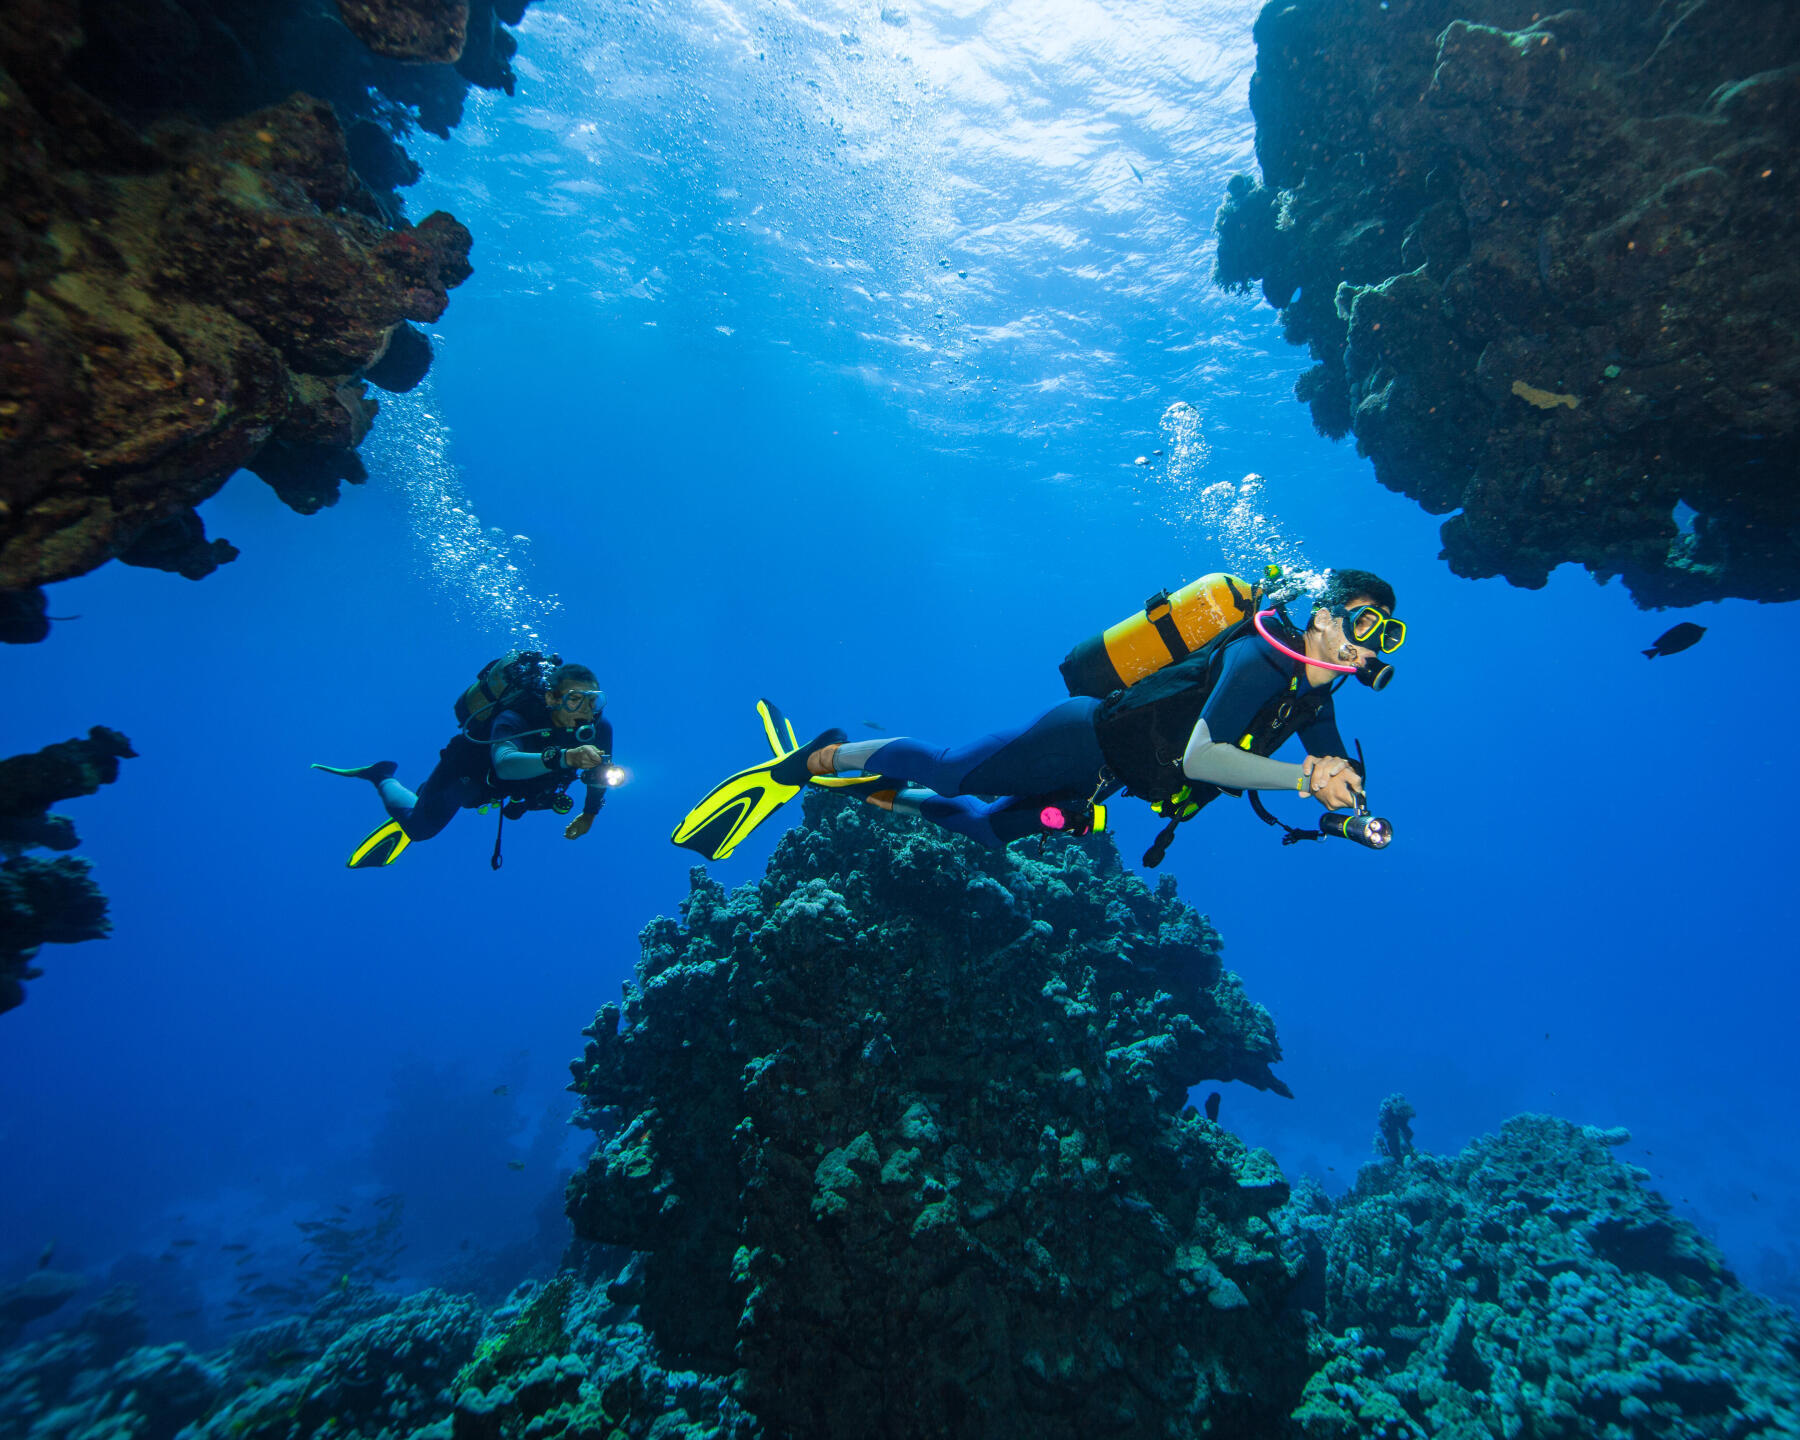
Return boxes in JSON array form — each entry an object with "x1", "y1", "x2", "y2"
[{"x1": 1311, "y1": 594, "x2": 1382, "y2": 671}]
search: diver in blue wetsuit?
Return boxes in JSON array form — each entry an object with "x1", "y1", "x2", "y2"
[
  {"x1": 808, "y1": 570, "x2": 1399, "y2": 850},
  {"x1": 318, "y1": 662, "x2": 618, "y2": 868}
]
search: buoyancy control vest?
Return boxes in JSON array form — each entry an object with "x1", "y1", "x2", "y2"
[
  {"x1": 1092, "y1": 615, "x2": 1335, "y2": 806},
  {"x1": 454, "y1": 650, "x2": 562, "y2": 741}
]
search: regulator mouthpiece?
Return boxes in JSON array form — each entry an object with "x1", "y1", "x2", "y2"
[{"x1": 1357, "y1": 658, "x2": 1395, "y2": 692}]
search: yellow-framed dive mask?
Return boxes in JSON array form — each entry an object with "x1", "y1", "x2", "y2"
[{"x1": 1339, "y1": 604, "x2": 1406, "y2": 654}]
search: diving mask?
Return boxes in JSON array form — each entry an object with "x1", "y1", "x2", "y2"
[
  {"x1": 554, "y1": 688, "x2": 604, "y2": 713},
  {"x1": 1335, "y1": 604, "x2": 1406, "y2": 655}
]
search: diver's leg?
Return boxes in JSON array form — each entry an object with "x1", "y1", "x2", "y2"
[
  {"x1": 824, "y1": 697, "x2": 1104, "y2": 797},
  {"x1": 905, "y1": 793, "x2": 1056, "y2": 849},
  {"x1": 384, "y1": 753, "x2": 483, "y2": 841}
]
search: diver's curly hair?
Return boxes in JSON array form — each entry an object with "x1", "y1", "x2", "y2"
[{"x1": 1317, "y1": 569, "x2": 1396, "y2": 613}]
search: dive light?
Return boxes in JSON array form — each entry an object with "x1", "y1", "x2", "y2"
[{"x1": 1319, "y1": 811, "x2": 1392, "y2": 850}]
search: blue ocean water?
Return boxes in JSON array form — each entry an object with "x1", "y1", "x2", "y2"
[{"x1": 4, "y1": 0, "x2": 1796, "y2": 1342}]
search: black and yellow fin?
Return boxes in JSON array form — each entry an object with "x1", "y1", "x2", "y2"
[
  {"x1": 348, "y1": 818, "x2": 411, "y2": 869},
  {"x1": 671, "y1": 700, "x2": 844, "y2": 861}
]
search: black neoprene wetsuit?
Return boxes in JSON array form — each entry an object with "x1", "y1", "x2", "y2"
[
  {"x1": 848, "y1": 629, "x2": 1348, "y2": 848},
  {"x1": 379, "y1": 708, "x2": 614, "y2": 841}
]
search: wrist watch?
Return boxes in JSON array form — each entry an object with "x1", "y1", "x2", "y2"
[{"x1": 542, "y1": 746, "x2": 563, "y2": 771}]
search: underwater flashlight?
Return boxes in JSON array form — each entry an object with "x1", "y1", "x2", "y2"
[
  {"x1": 1319, "y1": 812, "x2": 1392, "y2": 850},
  {"x1": 603, "y1": 765, "x2": 626, "y2": 788},
  {"x1": 1040, "y1": 805, "x2": 1067, "y2": 830}
]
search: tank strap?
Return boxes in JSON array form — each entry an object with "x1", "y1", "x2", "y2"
[{"x1": 1143, "y1": 589, "x2": 1191, "y2": 663}]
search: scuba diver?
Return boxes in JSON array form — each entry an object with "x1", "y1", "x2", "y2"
[
  {"x1": 672, "y1": 569, "x2": 1401, "y2": 865},
  {"x1": 316, "y1": 655, "x2": 621, "y2": 869}
]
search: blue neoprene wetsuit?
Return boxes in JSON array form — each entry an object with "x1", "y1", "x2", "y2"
[
  {"x1": 854, "y1": 632, "x2": 1349, "y2": 850},
  {"x1": 379, "y1": 709, "x2": 613, "y2": 841}
]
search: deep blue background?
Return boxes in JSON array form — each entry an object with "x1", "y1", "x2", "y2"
[{"x1": 4, "y1": 0, "x2": 1796, "y2": 1341}]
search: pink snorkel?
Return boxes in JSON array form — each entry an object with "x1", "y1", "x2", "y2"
[{"x1": 1253, "y1": 608, "x2": 1358, "y2": 675}]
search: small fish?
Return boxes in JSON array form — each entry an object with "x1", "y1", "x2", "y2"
[
  {"x1": 172, "y1": 1238, "x2": 196, "y2": 1248},
  {"x1": 1203, "y1": 1092, "x2": 1221, "y2": 1122},
  {"x1": 334, "y1": 1204, "x2": 352, "y2": 1214},
  {"x1": 174, "y1": 1307, "x2": 202, "y2": 1319},
  {"x1": 861, "y1": 721, "x2": 886, "y2": 732},
  {"x1": 508, "y1": 1160, "x2": 527, "y2": 1171},
  {"x1": 37, "y1": 1241, "x2": 54, "y2": 1270},
  {"x1": 235, "y1": 1254, "x2": 255, "y2": 1266},
  {"x1": 159, "y1": 1251, "x2": 181, "y2": 1263},
  {"x1": 1128, "y1": 161, "x2": 1144, "y2": 183},
  {"x1": 1644, "y1": 622, "x2": 1705, "y2": 659},
  {"x1": 222, "y1": 1243, "x2": 250, "y2": 1252},
  {"x1": 493, "y1": 1085, "x2": 509, "y2": 1096},
  {"x1": 241, "y1": 1271, "x2": 264, "y2": 1280}
]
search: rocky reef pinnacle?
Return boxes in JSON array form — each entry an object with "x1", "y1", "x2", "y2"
[
  {"x1": 0, "y1": 0, "x2": 534, "y2": 642},
  {"x1": 0, "y1": 725, "x2": 136, "y2": 1013},
  {"x1": 570, "y1": 789, "x2": 1308, "y2": 1438},
  {"x1": 1215, "y1": 0, "x2": 1800, "y2": 607}
]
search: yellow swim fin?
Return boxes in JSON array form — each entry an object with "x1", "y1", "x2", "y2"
[
  {"x1": 670, "y1": 700, "x2": 845, "y2": 861},
  {"x1": 347, "y1": 818, "x2": 411, "y2": 869}
]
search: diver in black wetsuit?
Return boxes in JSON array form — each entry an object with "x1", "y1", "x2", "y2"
[
  {"x1": 808, "y1": 570, "x2": 1400, "y2": 849},
  {"x1": 318, "y1": 662, "x2": 617, "y2": 867}
]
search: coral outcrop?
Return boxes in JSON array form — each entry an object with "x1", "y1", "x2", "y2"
[
  {"x1": 568, "y1": 790, "x2": 1305, "y2": 1439},
  {"x1": 0, "y1": 725, "x2": 136, "y2": 1014},
  {"x1": 0, "y1": 1275, "x2": 756, "y2": 1440},
  {"x1": 1285, "y1": 1106, "x2": 1800, "y2": 1439},
  {"x1": 0, "y1": 0, "x2": 533, "y2": 641},
  {"x1": 1215, "y1": 0, "x2": 1800, "y2": 606}
]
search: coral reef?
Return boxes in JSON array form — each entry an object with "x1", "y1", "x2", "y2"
[
  {"x1": 0, "y1": 725, "x2": 136, "y2": 1014},
  {"x1": 1285, "y1": 1106, "x2": 1800, "y2": 1439},
  {"x1": 1214, "y1": 0, "x2": 1800, "y2": 606},
  {"x1": 0, "y1": 1273, "x2": 756, "y2": 1440},
  {"x1": 568, "y1": 790, "x2": 1305, "y2": 1439},
  {"x1": 5, "y1": 815, "x2": 1800, "y2": 1440},
  {"x1": 0, "y1": 0, "x2": 533, "y2": 641}
]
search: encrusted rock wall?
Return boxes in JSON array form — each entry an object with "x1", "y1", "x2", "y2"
[
  {"x1": 0, "y1": 724, "x2": 136, "y2": 1014},
  {"x1": 1284, "y1": 1108, "x2": 1800, "y2": 1438},
  {"x1": 568, "y1": 791, "x2": 1306, "y2": 1439},
  {"x1": 0, "y1": 0, "x2": 531, "y2": 641},
  {"x1": 1215, "y1": 0, "x2": 1800, "y2": 606}
]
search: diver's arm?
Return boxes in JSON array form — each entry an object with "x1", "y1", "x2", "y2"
[
  {"x1": 491, "y1": 733, "x2": 556, "y2": 780},
  {"x1": 1183, "y1": 640, "x2": 1311, "y2": 792},
  {"x1": 1181, "y1": 719, "x2": 1308, "y2": 792},
  {"x1": 580, "y1": 772, "x2": 606, "y2": 815}
]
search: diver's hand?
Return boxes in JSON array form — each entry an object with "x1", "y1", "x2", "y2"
[
  {"x1": 564, "y1": 745, "x2": 605, "y2": 770},
  {"x1": 564, "y1": 813, "x2": 594, "y2": 840},
  {"x1": 1306, "y1": 756, "x2": 1364, "y2": 811}
]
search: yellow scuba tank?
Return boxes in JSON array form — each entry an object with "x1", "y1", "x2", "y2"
[{"x1": 1060, "y1": 572, "x2": 1256, "y2": 698}]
